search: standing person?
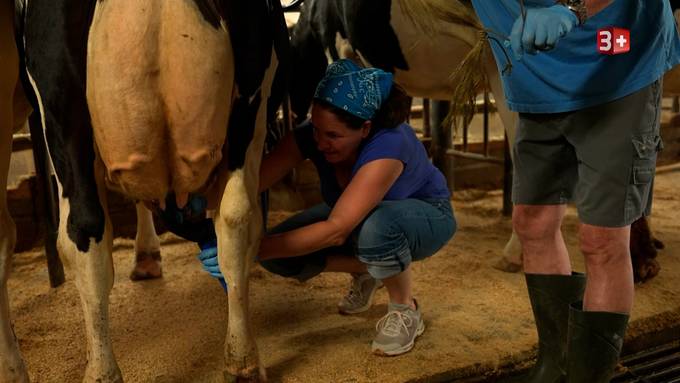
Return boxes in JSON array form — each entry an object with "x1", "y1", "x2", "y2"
[
  {"x1": 199, "y1": 59, "x2": 456, "y2": 356},
  {"x1": 469, "y1": 0, "x2": 680, "y2": 381}
]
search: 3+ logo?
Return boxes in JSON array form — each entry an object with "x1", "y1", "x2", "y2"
[{"x1": 598, "y1": 27, "x2": 630, "y2": 55}]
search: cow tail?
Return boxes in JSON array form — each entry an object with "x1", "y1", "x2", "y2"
[
  {"x1": 445, "y1": 33, "x2": 491, "y2": 136},
  {"x1": 395, "y1": 0, "x2": 492, "y2": 136}
]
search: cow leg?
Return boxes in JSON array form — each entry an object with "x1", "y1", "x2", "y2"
[
  {"x1": 0, "y1": 5, "x2": 29, "y2": 380},
  {"x1": 215, "y1": 47, "x2": 279, "y2": 382},
  {"x1": 23, "y1": 1, "x2": 122, "y2": 380},
  {"x1": 495, "y1": 231, "x2": 523, "y2": 272},
  {"x1": 130, "y1": 202, "x2": 162, "y2": 281},
  {"x1": 486, "y1": 56, "x2": 524, "y2": 271},
  {"x1": 55, "y1": 160, "x2": 121, "y2": 383},
  {"x1": 215, "y1": 169, "x2": 264, "y2": 381},
  {"x1": 630, "y1": 216, "x2": 661, "y2": 283}
]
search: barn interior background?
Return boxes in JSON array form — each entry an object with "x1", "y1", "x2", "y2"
[{"x1": 6, "y1": 7, "x2": 680, "y2": 383}]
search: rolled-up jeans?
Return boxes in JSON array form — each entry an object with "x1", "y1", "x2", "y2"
[{"x1": 260, "y1": 198, "x2": 456, "y2": 281}]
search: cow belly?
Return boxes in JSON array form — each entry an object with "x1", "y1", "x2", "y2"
[
  {"x1": 87, "y1": 0, "x2": 235, "y2": 202},
  {"x1": 386, "y1": 1, "x2": 480, "y2": 100}
]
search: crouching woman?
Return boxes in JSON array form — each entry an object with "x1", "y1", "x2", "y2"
[{"x1": 206, "y1": 59, "x2": 456, "y2": 356}]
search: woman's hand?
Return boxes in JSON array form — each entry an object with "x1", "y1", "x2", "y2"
[
  {"x1": 197, "y1": 242, "x2": 222, "y2": 278},
  {"x1": 255, "y1": 159, "x2": 403, "y2": 261}
]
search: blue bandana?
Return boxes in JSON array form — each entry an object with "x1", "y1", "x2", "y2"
[{"x1": 313, "y1": 59, "x2": 393, "y2": 120}]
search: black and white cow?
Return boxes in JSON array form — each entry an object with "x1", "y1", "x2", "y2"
[
  {"x1": 287, "y1": 0, "x2": 666, "y2": 282},
  {"x1": 1, "y1": 1, "x2": 288, "y2": 382},
  {"x1": 288, "y1": 0, "x2": 515, "y2": 126},
  {"x1": 9, "y1": 0, "x2": 164, "y2": 284}
]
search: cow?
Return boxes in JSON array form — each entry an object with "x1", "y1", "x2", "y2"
[
  {"x1": 286, "y1": 0, "x2": 664, "y2": 282},
  {"x1": 2, "y1": 1, "x2": 288, "y2": 382},
  {"x1": 10, "y1": 0, "x2": 163, "y2": 284},
  {"x1": 129, "y1": 203, "x2": 163, "y2": 280}
]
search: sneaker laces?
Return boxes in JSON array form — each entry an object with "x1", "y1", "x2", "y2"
[
  {"x1": 343, "y1": 275, "x2": 365, "y2": 305},
  {"x1": 376, "y1": 310, "x2": 413, "y2": 337}
]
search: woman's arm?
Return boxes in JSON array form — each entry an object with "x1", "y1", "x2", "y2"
[
  {"x1": 258, "y1": 132, "x2": 305, "y2": 193},
  {"x1": 258, "y1": 159, "x2": 404, "y2": 260}
]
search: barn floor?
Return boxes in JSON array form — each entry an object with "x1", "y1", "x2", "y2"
[{"x1": 7, "y1": 170, "x2": 680, "y2": 383}]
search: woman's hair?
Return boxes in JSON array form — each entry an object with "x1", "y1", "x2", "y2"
[
  {"x1": 314, "y1": 84, "x2": 412, "y2": 132},
  {"x1": 372, "y1": 84, "x2": 412, "y2": 130}
]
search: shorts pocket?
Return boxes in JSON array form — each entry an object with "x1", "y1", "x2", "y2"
[
  {"x1": 632, "y1": 166, "x2": 654, "y2": 185},
  {"x1": 630, "y1": 134, "x2": 663, "y2": 185},
  {"x1": 632, "y1": 134, "x2": 663, "y2": 160},
  {"x1": 625, "y1": 134, "x2": 663, "y2": 224}
]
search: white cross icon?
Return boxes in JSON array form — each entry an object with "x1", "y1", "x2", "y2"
[{"x1": 616, "y1": 34, "x2": 628, "y2": 48}]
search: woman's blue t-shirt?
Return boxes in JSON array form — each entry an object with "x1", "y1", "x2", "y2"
[
  {"x1": 471, "y1": 0, "x2": 680, "y2": 113},
  {"x1": 293, "y1": 122, "x2": 450, "y2": 206}
]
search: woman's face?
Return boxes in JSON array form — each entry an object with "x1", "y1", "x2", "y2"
[{"x1": 311, "y1": 104, "x2": 370, "y2": 165}]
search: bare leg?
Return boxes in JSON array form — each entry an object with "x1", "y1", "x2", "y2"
[
  {"x1": 513, "y1": 205, "x2": 571, "y2": 275},
  {"x1": 130, "y1": 202, "x2": 162, "y2": 280},
  {"x1": 579, "y1": 224, "x2": 633, "y2": 313},
  {"x1": 382, "y1": 268, "x2": 415, "y2": 309}
]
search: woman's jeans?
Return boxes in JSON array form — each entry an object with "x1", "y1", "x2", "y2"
[{"x1": 260, "y1": 198, "x2": 456, "y2": 281}]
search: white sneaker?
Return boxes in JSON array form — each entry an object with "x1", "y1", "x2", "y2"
[
  {"x1": 372, "y1": 300, "x2": 425, "y2": 356},
  {"x1": 337, "y1": 273, "x2": 383, "y2": 314}
]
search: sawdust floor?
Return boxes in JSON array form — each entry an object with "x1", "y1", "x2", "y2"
[{"x1": 7, "y1": 171, "x2": 680, "y2": 383}]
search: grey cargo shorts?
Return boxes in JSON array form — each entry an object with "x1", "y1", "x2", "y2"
[{"x1": 512, "y1": 79, "x2": 663, "y2": 227}]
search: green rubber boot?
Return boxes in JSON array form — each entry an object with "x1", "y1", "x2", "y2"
[
  {"x1": 524, "y1": 273, "x2": 586, "y2": 383},
  {"x1": 566, "y1": 302, "x2": 629, "y2": 383}
]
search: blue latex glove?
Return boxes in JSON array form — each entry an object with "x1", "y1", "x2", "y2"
[
  {"x1": 197, "y1": 239, "x2": 228, "y2": 292},
  {"x1": 509, "y1": 5, "x2": 578, "y2": 60},
  {"x1": 198, "y1": 240, "x2": 222, "y2": 278}
]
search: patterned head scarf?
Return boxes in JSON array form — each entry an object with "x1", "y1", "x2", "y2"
[{"x1": 313, "y1": 59, "x2": 394, "y2": 120}]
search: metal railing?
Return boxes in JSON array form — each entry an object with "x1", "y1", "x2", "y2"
[
  {"x1": 10, "y1": 119, "x2": 64, "y2": 288},
  {"x1": 422, "y1": 96, "x2": 513, "y2": 216}
]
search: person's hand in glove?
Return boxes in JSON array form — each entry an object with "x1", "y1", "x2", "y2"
[
  {"x1": 197, "y1": 239, "x2": 228, "y2": 292},
  {"x1": 198, "y1": 239, "x2": 221, "y2": 278},
  {"x1": 509, "y1": 5, "x2": 579, "y2": 60}
]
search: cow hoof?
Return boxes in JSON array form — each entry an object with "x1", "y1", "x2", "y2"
[
  {"x1": 223, "y1": 370, "x2": 265, "y2": 383},
  {"x1": 492, "y1": 257, "x2": 522, "y2": 273},
  {"x1": 653, "y1": 238, "x2": 665, "y2": 250},
  {"x1": 636, "y1": 259, "x2": 661, "y2": 283},
  {"x1": 130, "y1": 251, "x2": 163, "y2": 281},
  {"x1": 83, "y1": 364, "x2": 123, "y2": 383}
]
